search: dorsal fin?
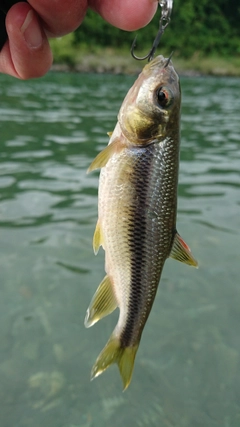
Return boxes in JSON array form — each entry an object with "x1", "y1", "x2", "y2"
[{"x1": 170, "y1": 232, "x2": 198, "y2": 267}]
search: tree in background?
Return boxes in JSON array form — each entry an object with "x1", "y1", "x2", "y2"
[{"x1": 74, "y1": 0, "x2": 240, "y2": 58}]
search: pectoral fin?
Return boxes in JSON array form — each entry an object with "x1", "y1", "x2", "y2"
[
  {"x1": 87, "y1": 138, "x2": 123, "y2": 173},
  {"x1": 170, "y1": 232, "x2": 198, "y2": 267},
  {"x1": 84, "y1": 275, "x2": 117, "y2": 328}
]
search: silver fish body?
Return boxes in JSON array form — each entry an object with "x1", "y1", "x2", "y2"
[{"x1": 85, "y1": 55, "x2": 197, "y2": 390}]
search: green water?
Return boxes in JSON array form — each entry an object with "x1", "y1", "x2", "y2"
[{"x1": 0, "y1": 71, "x2": 239, "y2": 427}]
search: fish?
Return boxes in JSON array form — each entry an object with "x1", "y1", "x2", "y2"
[{"x1": 85, "y1": 55, "x2": 198, "y2": 390}]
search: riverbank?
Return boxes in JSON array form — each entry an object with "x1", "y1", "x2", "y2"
[{"x1": 50, "y1": 37, "x2": 240, "y2": 77}]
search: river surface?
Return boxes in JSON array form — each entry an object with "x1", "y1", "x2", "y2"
[{"x1": 0, "y1": 70, "x2": 239, "y2": 427}]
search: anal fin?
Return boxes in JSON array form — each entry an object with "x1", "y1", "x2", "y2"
[
  {"x1": 170, "y1": 232, "x2": 198, "y2": 267},
  {"x1": 84, "y1": 275, "x2": 117, "y2": 328}
]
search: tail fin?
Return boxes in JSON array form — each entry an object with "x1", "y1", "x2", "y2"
[{"x1": 90, "y1": 335, "x2": 138, "y2": 391}]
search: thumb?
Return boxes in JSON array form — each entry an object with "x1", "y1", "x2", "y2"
[{"x1": 0, "y1": 2, "x2": 52, "y2": 79}]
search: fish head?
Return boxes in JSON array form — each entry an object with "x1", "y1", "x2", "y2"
[{"x1": 118, "y1": 55, "x2": 181, "y2": 145}]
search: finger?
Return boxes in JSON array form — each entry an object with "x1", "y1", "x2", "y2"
[
  {"x1": 0, "y1": 2, "x2": 52, "y2": 79},
  {"x1": 89, "y1": 0, "x2": 158, "y2": 31},
  {"x1": 27, "y1": 0, "x2": 88, "y2": 37}
]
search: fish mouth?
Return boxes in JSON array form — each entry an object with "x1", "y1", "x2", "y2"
[{"x1": 143, "y1": 54, "x2": 175, "y2": 78}]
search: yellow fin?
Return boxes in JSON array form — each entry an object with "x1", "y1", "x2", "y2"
[
  {"x1": 170, "y1": 232, "x2": 198, "y2": 267},
  {"x1": 107, "y1": 131, "x2": 113, "y2": 137},
  {"x1": 87, "y1": 138, "x2": 122, "y2": 173},
  {"x1": 84, "y1": 275, "x2": 117, "y2": 328},
  {"x1": 90, "y1": 335, "x2": 138, "y2": 391},
  {"x1": 93, "y1": 219, "x2": 104, "y2": 255}
]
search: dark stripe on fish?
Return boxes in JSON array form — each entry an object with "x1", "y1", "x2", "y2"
[
  {"x1": 119, "y1": 139, "x2": 178, "y2": 348},
  {"x1": 120, "y1": 146, "x2": 153, "y2": 347}
]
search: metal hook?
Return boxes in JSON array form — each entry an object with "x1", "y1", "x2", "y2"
[{"x1": 131, "y1": 0, "x2": 173, "y2": 62}]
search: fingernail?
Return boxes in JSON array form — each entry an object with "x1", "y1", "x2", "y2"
[{"x1": 21, "y1": 10, "x2": 43, "y2": 49}]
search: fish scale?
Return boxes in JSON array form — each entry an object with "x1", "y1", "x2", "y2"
[{"x1": 85, "y1": 55, "x2": 198, "y2": 390}]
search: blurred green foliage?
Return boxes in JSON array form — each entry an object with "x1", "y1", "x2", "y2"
[
  {"x1": 50, "y1": 33, "x2": 78, "y2": 67},
  {"x1": 73, "y1": 0, "x2": 240, "y2": 58}
]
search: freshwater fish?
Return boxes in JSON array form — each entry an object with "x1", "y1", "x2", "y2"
[{"x1": 85, "y1": 55, "x2": 198, "y2": 390}]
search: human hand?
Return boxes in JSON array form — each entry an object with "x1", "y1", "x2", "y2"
[{"x1": 0, "y1": 0, "x2": 157, "y2": 79}]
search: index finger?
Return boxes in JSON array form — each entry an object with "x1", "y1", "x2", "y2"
[{"x1": 89, "y1": 0, "x2": 158, "y2": 31}]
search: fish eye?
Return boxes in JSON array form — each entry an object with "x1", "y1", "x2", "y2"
[{"x1": 156, "y1": 86, "x2": 173, "y2": 108}]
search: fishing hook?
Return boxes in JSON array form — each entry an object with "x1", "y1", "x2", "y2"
[{"x1": 131, "y1": 0, "x2": 173, "y2": 62}]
